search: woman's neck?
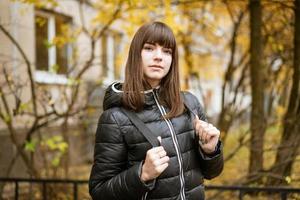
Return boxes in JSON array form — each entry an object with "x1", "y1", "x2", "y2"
[{"x1": 146, "y1": 79, "x2": 160, "y2": 89}]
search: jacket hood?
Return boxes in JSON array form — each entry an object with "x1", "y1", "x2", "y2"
[
  {"x1": 103, "y1": 82, "x2": 123, "y2": 111},
  {"x1": 103, "y1": 82, "x2": 158, "y2": 111}
]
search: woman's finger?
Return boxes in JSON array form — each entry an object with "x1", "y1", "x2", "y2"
[
  {"x1": 194, "y1": 121, "x2": 201, "y2": 136},
  {"x1": 158, "y1": 150, "x2": 167, "y2": 158},
  {"x1": 156, "y1": 163, "x2": 169, "y2": 173},
  {"x1": 199, "y1": 129, "x2": 207, "y2": 143}
]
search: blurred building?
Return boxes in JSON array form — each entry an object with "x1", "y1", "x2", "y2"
[
  {"x1": 0, "y1": 0, "x2": 232, "y2": 183},
  {"x1": 0, "y1": 0, "x2": 125, "y2": 182}
]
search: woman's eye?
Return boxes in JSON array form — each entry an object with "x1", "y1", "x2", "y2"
[
  {"x1": 163, "y1": 49, "x2": 172, "y2": 54},
  {"x1": 143, "y1": 46, "x2": 153, "y2": 51}
]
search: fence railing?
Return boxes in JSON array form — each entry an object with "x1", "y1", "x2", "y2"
[
  {"x1": 0, "y1": 177, "x2": 89, "y2": 200},
  {"x1": 1, "y1": 178, "x2": 300, "y2": 200},
  {"x1": 206, "y1": 185, "x2": 300, "y2": 200}
]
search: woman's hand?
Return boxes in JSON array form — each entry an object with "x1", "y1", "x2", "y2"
[
  {"x1": 141, "y1": 146, "x2": 169, "y2": 182},
  {"x1": 193, "y1": 115, "x2": 220, "y2": 154}
]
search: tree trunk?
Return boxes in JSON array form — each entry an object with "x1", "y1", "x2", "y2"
[
  {"x1": 248, "y1": 0, "x2": 266, "y2": 182},
  {"x1": 267, "y1": 0, "x2": 300, "y2": 186}
]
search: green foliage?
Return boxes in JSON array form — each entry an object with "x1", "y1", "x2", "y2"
[
  {"x1": 25, "y1": 139, "x2": 38, "y2": 152},
  {"x1": 43, "y1": 135, "x2": 68, "y2": 153},
  {"x1": 67, "y1": 78, "x2": 80, "y2": 86},
  {"x1": 51, "y1": 156, "x2": 60, "y2": 167},
  {"x1": 35, "y1": 16, "x2": 47, "y2": 27},
  {"x1": 41, "y1": 135, "x2": 68, "y2": 167},
  {"x1": 43, "y1": 39, "x2": 53, "y2": 49},
  {"x1": 3, "y1": 114, "x2": 11, "y2": 123},
  {"x1": 19, "y1": 102, "x2": 30, "y2": 112},
  {"x1": 50, "y1": 64, "x2": 60, "y2": 74}
]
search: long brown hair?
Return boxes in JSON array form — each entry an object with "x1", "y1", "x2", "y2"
[{"x1": 122, "y1": 21, "x2": 184, "y2": 118}]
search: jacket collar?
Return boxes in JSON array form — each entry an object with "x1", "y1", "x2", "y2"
[
  {"x1": 103, "y1": 82, "x2": 159, "y2": 111},
  {"x1": 111, "y1": 82, "x2": 160, "y2": 94}
]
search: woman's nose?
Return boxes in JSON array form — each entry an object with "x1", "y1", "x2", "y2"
[{"x1": 154, "y1": 49, "x2": 163, "y2": 61}]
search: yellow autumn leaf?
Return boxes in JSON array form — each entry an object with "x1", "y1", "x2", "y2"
[
  {"x1": 285, "y1": 176, "x2": 292, "y2": 184},
  {"x1": 87, "y1": 107, "x2": 96, "y2": 115},
  {"x1": 276, "y1": 105, "x2": 286, "y2": 118}
]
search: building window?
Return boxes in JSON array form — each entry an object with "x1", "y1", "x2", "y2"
[
  {"x1": 101, "y1": 31, "x2": 122, "y2": 82},
  {"x1": 101, "y1": 34, "x2": 108, "y2": 77},
  {"x1": 35, "y1": 9, "x2": 72, "y2": 75}
]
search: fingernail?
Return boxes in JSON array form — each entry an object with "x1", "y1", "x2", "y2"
[{"x1": 157, "y1": 136, "x2": 162, "y2": 144}]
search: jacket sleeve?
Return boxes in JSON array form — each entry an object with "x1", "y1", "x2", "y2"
[
  {"x1": 184, "y1": 92, "x2": 224, "y2": 180},
  {"x1": 89, "y1": 110, "x2": 154, "y2": 200}
]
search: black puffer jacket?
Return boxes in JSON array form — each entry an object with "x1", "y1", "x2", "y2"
[{"x1": 89, "y1": 83, "x2": 223, "y2": 200}]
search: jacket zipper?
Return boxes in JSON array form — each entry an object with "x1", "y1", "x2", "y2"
[
  {"x1": 142, "y1": 192, "x2": 148, "y2": 200},
  {"x1": 152, "y1": 90, "x2": 186, "y2": 200}
]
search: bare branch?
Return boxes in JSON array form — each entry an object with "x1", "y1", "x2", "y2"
[
  {"x1": 224, "y1": 129, "x2": 250, "y2": 162},
  {"x1": 78, "y1": 0, "x2": 90, "y2": 36},
  {"x1": 0, "y1": 24, "x2": 38, "y2": 117},
  {"x1": 221, "y1": 8, "x2": 246, "y2": 110},
  {"x1": 2, "y1": 67, "x2": 21, "y2": 115},
  {"x1": 94, "y1": 0, "x2": 124, "y2": 39},
  {"x1": 0, "y1": 85, "x2": 11, "y2": 120}
]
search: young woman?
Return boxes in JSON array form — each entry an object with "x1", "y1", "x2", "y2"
[{"x1": 89, "y1": 21, "x2": 223, "y2": 200}]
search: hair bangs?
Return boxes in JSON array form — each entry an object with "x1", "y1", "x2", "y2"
[{"x1": 143, "y1": 22, "x2": 176, "y2": 49}]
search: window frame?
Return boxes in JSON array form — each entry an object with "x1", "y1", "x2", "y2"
[{"x1": 34, "y1": 9, "x2": 72, "y2": 84}]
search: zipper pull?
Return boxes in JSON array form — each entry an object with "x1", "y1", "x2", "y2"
[{"x1": 157, "y1": 136, "x2": 162, "y2": 145}]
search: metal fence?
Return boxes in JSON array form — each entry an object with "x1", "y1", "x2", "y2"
[
  {"x1": 206, "y1": 185, "x2": 300, "y2": 200},
  {"x1": 1, "y1": 178, "x2": 300, "y2": 200},
  {"x1": 0, "y1": 178, "x2": 89, "y2": 200}
]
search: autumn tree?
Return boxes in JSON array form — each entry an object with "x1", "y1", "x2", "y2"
[
  {"x1": 217, "y1": 1, "x2": 249, "y2": 144},
  {"x1": 267, "y1": 0, "x2": 300, "y2": 186}
]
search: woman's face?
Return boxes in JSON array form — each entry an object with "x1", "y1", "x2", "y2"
[{"x1": 141, "y1": 42, "x2": 172, "y2": 88}]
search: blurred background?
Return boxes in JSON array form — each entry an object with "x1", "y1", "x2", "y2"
[{"x1": 0, "y1": 0, "x2": 299, "y2": 199}]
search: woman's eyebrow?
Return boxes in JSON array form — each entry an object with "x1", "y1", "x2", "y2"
[
  {"x1": 144, "y1": 42, "x2": 155, "y2": 45},
  {"x1": 144, "y1": 42, "x2": 172, "y2": 50}
]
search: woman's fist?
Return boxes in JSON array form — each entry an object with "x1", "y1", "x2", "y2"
[
  {"x1": 193, "y1": 115, "x2": 220, "y2": 154},
  {"x1": 141, "y1": 146, "x2": 169, "y2": 182}
]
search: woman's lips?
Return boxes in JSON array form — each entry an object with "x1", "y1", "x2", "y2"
[{"x1": 149, "y1": 65, "x2": 163, "y2": 69}]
